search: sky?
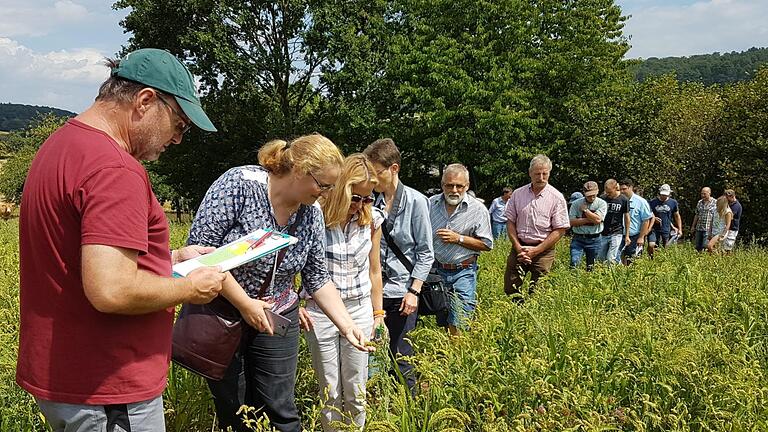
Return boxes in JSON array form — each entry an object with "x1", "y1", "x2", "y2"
[{"x1": 1, "y1": 0, "x2": 767, "y2": 114}]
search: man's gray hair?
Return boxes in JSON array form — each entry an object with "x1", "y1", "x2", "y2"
[
  {"x1": 442, "y1": 163, "x2": 470, "y2": 182},
  {"x1": 529, "y1": 154, "x2": 552, "y2": 171}
]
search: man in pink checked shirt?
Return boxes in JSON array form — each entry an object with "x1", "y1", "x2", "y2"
[{"x1": 503, "y1": 154, "x2": 570, "y2": 302}]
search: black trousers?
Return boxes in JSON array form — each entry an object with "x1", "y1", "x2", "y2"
[
  {"x1": 383, "y1": 297, "x2": 418, "y2": 390},
  {"x1": 207, "y1": 303, "x2": 301, "y2": 432}
]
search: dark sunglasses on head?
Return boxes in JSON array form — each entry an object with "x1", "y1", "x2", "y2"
[{"x1": 351, "y1": 194, "x2": 375, "y2": 204}]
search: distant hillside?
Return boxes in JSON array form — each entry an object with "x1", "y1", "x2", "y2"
[
  {"x1": 633, "y1": 47, "x2": 768, "y2": 85},
  {"x1": 0, "y1": 103, "x2": 76, "y2": 131}
]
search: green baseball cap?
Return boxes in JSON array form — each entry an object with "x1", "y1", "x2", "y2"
[{"x1": 111, "y1": 48, "x2": 217, "y2": 132}]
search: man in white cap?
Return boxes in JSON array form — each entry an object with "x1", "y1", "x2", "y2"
[
  {"x1": 647, "y1": 183, "x2": 683, "y2": 258},
  {"x1": 16, "y1": 48, "x2": 226, "y2": 431},
  {"x1": 568, "y1": 181, "x2": 607, "y2": 270}
]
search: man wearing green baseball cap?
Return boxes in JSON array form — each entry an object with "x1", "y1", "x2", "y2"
[{"x1": 16, "y1": 48, "x2": 225, "y2": 431}]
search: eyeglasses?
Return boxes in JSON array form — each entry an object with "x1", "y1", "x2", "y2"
[
  {"x1": 351, "y1": 194, "x2": 375, "y2": 204},
  {"x1": 443, "y1": 183, "x2": 467, "y2": 190},
  {"x1": 309, "y1": 172, "x2": 335, "y2": 191},
  {"x1": 156, "y1": 93, "x2": 192, "y2": 135}
]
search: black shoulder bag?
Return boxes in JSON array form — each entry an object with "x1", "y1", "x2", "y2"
[{"x1": 381, "y1": 185, "x2": 447, "y2": 316}]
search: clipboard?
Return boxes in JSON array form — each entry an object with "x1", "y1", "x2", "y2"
[{"x1": 173, "y1": 228, "x2": 298, "y2": 277}]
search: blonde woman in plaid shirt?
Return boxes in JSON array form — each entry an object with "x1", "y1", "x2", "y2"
[{"x1": 299, "y1": 154, "x2": 384, "y2": 431}]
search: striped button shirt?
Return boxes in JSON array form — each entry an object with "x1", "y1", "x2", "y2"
[
  {"x1": 428, "y1": 193, "x2": 493, "y2": 264},
  {"x1": 323, "y1": 208, "x2": 385, "y2": 300},
  {"x1": 504, "y1": 183, "x2": 570, "y2": 244}
]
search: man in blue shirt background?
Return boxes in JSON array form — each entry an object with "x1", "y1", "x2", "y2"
[
  {"x1": 619, "y1": 178, "x2": 653, "y2": 265},
  {"x1": 647, "y1": 184, "x2": 683, "y2": 258}
]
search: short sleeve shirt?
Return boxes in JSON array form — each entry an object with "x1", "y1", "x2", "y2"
[
  {"x1": 17, "y1": 120, "x2": 172, "y2": 405},
  {"x1": 504, "y1": 183, "x2": 570, "y2": 243},
  {"x1": 602, "y1": 195, "x2": 629, "y2": 236},
  {"x1": 188, "y1": 166, "x2": 330, "y2": 313},
  {"x1": 568, "y1": 197, "x2": 607, "y2": 235},
  {"x1": 649, "y1": 197, "x2": 679, "y2": 234},
  {"x1": 729, "y1": 200, "x2": 743, "y2": 232},
  {"x1": 628, "y1": 194, "x2": 653, "y2": 236}
]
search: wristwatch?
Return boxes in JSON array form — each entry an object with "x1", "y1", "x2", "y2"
[
  {"x1": 458, "y1": 235, "x2": 465, "y2": 244},
  {"x1": 407, "y1": 287, "x2": 421, "y2": 296}
]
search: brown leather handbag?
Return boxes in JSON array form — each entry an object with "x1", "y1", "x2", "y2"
[{"x1": 171, "y1": 297, "x2": 242, "y2": 380}]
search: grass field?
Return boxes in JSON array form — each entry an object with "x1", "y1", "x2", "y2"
[{"x1": 2, "y1": 220, "x2": 768, "y2": 431}]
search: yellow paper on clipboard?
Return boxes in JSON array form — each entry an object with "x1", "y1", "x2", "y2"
[{"x1": 172, "y1": 229, "x2": 297, "y2": 277}]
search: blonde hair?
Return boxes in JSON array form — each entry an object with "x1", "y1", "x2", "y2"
[
  {"x1": 258, "y1": 134, "x2": 343, "y2": 176},
  {"x1": 320, "y1": 154, "x2": 378, "y2": 229},
  {"x1": 716, "y1": 195, "x2": 730, "y2": 218}
]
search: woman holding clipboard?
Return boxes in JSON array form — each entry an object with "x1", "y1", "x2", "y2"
[{"x1": 187, "y1": 135, "x2": 372, "y2": 432}]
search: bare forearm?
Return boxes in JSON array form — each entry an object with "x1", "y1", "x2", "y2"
[
  {"x1": 369, "y1": 267, "x2": 383, "y2": 312},
  {"x1": 312, "y1": 282, "x2": 355, "y2": 333},
  {"x1": 219, "y1": 273, "x2": 253, "y2": 309},
  {"x1": 460, "y1": 235, "x2": 490, "y2": 251},
  {"x1": 583, "y1": 210, "x2": 602, "y2": 224},
  {"x1": 507, "y1": 222, "x2": 522, "y2": 251},
  {"x1": 534, "y1": 229, "x2": 565, "y2": 255}
]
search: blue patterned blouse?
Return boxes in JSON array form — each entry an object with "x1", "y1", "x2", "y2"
[{"x1": 187, "y1": 166, "x2": 330, "y2": 313}]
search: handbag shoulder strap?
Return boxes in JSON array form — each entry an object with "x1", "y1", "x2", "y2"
[
  {"x1": 381, "y1": 181, "x2": 414, "y2": 273},
  {"x1": 259, "y1": 205, "x2": 306, "y2": 297}
]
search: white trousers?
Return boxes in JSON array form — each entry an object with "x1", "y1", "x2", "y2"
[{"x1": 305, "y1": 296, "x2": 373, "y2": 431}]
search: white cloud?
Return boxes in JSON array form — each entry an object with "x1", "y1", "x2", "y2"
[
  {"x1": 623, "y1": 0, "x2": 768, "y2": 58},
  {"x1": 0, "y1": 1, "x2": 91, "y2": 37},
  {"x1": 0, "y1": 38, "x2": 109, "y2": 112}
]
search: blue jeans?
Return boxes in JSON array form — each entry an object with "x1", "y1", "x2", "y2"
[
  {"x1": 598, "y1": 234, "x2": 622, "y2": 264},
  {"x1": 435, "y1": 264, "x2": 478, "y2": 330},
  {"x1": 570, "y1": 235, "x2": 601, "y2": 270},
  {"x1": 695, "y1": 230, "x2": 708, "y2": 251},
  {"x1": 207, "y1": 303, "x2": 301, "y2": 432},
  {"x1": 491, "y1": 221, "x2": 507, "y2": 239}
]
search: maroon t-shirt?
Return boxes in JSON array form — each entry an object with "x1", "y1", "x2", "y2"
[{"x1": 16, "y1": 119, "x2": 173, "y2": 405}]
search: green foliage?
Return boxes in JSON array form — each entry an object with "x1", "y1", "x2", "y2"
[
  {"x1": 317, "y1": 0, "x2": 631, "y2": 195},
  {"x1": 0, "y1": 114, "x2": 68, "y2": 203},
  {"x1": 0, "y1": 103, "x2": 75, "y2": 132},
  {"x1": 4, "y1": 222, "x2": 768, "y2": 430},
  {"x1": 633, "y1": 47, "x2": 768, "y2": 85},
  {"x1": 115, "y1": 0, "x2": 377, "y2": 206}
]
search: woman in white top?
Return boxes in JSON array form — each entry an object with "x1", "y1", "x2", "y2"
[
  {"x1": 708, "y1": 195, "x2": 733, "y2": 253},
  {"x1": 299, "y1": 154, "x2": 384, "y2": 431}
]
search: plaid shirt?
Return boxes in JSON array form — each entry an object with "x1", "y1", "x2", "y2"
[
  {"x1": 695, "y1": 198, "x2": 717, "y2": 232},
  {"x1": 322, "y1": 209, "x2": 384, "y2": 300}
]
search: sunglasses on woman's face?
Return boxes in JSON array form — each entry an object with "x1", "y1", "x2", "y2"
[{"x1": 351, "y1": 194, "x2": 375, "y2": 204}]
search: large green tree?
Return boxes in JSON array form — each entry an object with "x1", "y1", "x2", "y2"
[
  {"x1": 115, "y1": 0, "x2": 372, "y2": 206},
  {"x1": 317, "y1": 0, "x2": 631, "y2": 196}
]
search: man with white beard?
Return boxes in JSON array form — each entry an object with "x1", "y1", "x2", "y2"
[{"x1": 428, "y1": 164, "x2": 493, "y2": 336}]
